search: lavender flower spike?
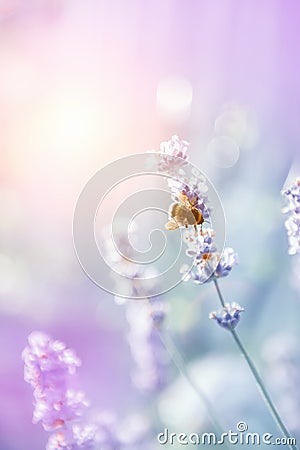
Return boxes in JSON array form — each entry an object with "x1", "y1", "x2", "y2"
[
  {"x1": 282, "y1": 177, "x2": 300, "y2": 255},
  {"x1": 209, "y1": 303, "x2": 244, "y2": 329},
  {"x1": 22, "y1": 332, "x2": 88, "y2": 431},
  {"x1": 22, "y1": 332, "x2": 96, "y2": 450},
  {"x1": 157, "y1": 135, "x2": 190, "y2": 174},
  {"x1": 181, "y1": 228, "x2": 239, "y2": 284}
]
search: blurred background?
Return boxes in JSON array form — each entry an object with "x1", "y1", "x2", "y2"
[{"x1": 1, "y1": 0, "x2": 300, "y2": 448}]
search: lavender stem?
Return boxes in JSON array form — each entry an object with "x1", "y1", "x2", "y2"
[{"x1": 213, "y1": 279, "x2": 298, "y2": 450}]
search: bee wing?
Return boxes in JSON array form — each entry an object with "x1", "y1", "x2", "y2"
[
  {"x1": 165, "y1": 219, "x2": 179, "y2": 230},
  {"x1": 185, "y1": 209, "x2": 198, "y2": 225},
  {"x1": 177, "y1": 192, "x2": 191, "y2": 208}
]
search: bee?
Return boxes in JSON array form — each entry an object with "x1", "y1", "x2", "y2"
[{"x1": 165, "y1": 192, "x2": 204, "y2": 230}]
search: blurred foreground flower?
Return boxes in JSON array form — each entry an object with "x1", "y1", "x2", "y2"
[
  {"x1": 22, "y1": 332, "x2": 88, "y2": 432},
  {"x1": 22, "y1": 332, "x2": 95, "y2": 449},
  {"x1": 23, "y1": 332, "x2": 150, "y2": 449}
]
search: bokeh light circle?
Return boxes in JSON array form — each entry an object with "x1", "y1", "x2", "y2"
[{"x1": 207, "y1": 136, "x2": 240, "y2": 168}]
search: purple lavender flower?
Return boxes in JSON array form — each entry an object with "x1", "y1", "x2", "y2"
[
  {"x1": 169, "y1": 179, "x2": 210, "y2": 221},
  {"x1": 209, "y1": 303, "x2": 244, "y2": 329},
  {"x1": 46, "y1": 425, "x2": 97, "y2": 450},
  {"x1": 184, "y1": 227, "x2": 216, "y2": 259},
  {"x1": 282, "y1": 178, "x2": 300, "y2": 214},
  {"x1": 214, "y1": 247, "x2": 239, "y2": 278},
  {"x1": 22, "y1": 332, "x2": 88, "y2": 432},
  {"x1": 161, "y1": 140, "x2": 237, "y2": 284},
  {"x1": 46, "y1": 414, "x2": 150, "y2": 450},
  {"x1": 22, "y1": 332, "x2": 97, "y2": 449},
  {"x1": 282, "y1": 178, "x2": 300, "y2": 255},
  {"x1": 23, "y1": 333, "x2": 152, "y2": 449},
  {"x1": 157, "y1": 135, "x2": 189, "y2": 174},
  {"x1": 181, "y1": 228, "x2": 238, "y2": 284}
]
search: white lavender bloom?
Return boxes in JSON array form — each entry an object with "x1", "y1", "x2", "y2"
[
  {"x1": 282, "y1": 178, "x2": 300, "y2": 255},
  {"x1": 157, "y1": 135, "x2": 189, "y2": 174}
]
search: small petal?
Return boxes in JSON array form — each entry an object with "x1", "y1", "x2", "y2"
[{"x1": 209, "y1": 303, "x2": 244, "y2": 330}]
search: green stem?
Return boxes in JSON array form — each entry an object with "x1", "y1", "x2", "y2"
[
  {"x1": 213, "y1": 279, "x2": 298, "y2": 450},
  {"x1": 213, "y1": 278, "x2": 226, "y2": 307}
]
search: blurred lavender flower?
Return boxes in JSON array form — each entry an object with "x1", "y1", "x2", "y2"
[
  {"x1": 157, "y1": 135, "x2": 189, "y2": 174},
  {"x1": 101, "y1": 223, "x2": 160, "y2": 302},
  {"x1": 22, "y1": 332, "x2": 88, "y2": 432},
  {"x1": 93, "y1": 412, "x2": 150, "y2": 450},
  {"x1": 22, "y1": 332, "x2": 98, "y2": 449},
  {"x1": 23, "y1": 332, "x2": 151, "y2": 449},
  {"x1": 46, "y1": 425, "x2": 97, "y2": 450},
  {"x1": 181, "y1": 228, "x2": 238, "y2": 284},
  {"x1": 101, "y1": 224, "x2": 170, "y2": 393},
  {"x1": 282, "y1": 178, "x2": 300, "y2": 255},
  {"x1": 209, "y1": 303, "x2": 244, "y2": 329},
  {"x1": 101, "y1": 223, "x2": 144, "y2": 283},
  {"x1": 46, "y1": 413, "x2": 150, "y2": 450},
  {"x1": 126, "y1": 298, "x2": 169, "y2": 392}
]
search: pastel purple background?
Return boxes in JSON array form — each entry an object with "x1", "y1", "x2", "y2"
[{"x1": 1, "y1": 1, "x2": 300, "y2": 449}]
